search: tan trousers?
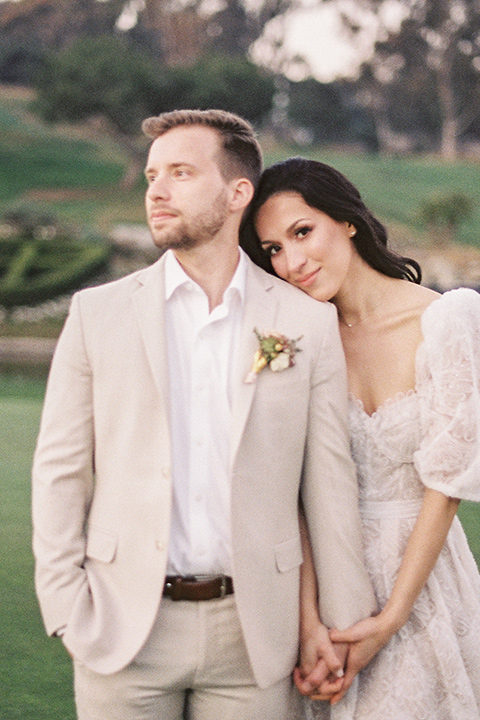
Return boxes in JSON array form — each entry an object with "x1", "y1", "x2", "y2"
[{"x1": 74, "y1": 594, "x2": 302, "y2": 720}]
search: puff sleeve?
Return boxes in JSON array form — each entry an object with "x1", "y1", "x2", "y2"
[{"x1": 413, "y1": 288, "x2": 480, "y2": 501}]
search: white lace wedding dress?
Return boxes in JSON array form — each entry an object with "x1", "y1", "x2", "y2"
[{"x1": 305, "y1": 288, "x2": 480, "y2": 720}]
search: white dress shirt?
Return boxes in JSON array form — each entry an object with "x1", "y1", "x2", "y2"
[{"x1": 164, "y1": 249, "x2": 247, "y2": 576}]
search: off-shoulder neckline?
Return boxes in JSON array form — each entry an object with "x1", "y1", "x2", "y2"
[
  {"x1": 349, "y1": 389, "x2": 418, "y2": 420},
  {"x1": 347, "y1": 288, "x2": 477, "y2": 418}
]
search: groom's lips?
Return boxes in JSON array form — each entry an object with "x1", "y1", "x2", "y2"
[{"x1": 149, "y1": 209, "x2": 178, "y2": 224}]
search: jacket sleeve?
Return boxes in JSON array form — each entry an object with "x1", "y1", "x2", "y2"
[
  {"x1": 301, "y1": 303, "x2": 377, "y2": 629},
  {"x1": 32, "y1": 293, "x2": 94, "y2": 635}
]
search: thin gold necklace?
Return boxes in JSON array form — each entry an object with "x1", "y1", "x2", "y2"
[{"x1": 337, "y1": 289, "x2": 390, "y2": 329}]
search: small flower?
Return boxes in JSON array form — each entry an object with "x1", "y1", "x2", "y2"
[
  {"x1": 245, "y1": 329, "x2": 302, "y2": 383},
  {"x1": 270, "y1": 352, "x2": 291, "y2": 372}
]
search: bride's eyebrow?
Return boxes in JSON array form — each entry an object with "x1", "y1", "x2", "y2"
[
  {"x1": 260, "y1": 217, "x2": 311, "y2": 244},
  {"x1": 260, "y1": 238, "x2": 277, "y2": 246}
]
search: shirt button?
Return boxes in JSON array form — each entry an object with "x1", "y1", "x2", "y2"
[
  {"x1": 156, "y1": 541, "x2": 166, "y2": 551},
  {"x1": 161, "y1": 466, "x2": 170, "y2": 479}
]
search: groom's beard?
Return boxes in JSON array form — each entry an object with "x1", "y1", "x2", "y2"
[{"x1": 150, "y1": 188, "x2": 229, "y2": 251}]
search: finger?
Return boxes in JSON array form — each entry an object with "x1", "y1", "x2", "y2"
[
  {"x1": 302, "y1": 661, "x2": 330, "y2": 689},
  {"x1": 330, "y1": 688, "x2": 348, "y2": 705},
  {"x1": 328, "y1": 653, "x2": 362, "y2": 704},
  {"x1": 318, "y1": 675, "x2": 344, "y2": 696},
  {"x1": 321, "y1": 644, "x2": 345, "y2": 676},
  {"x1": 293, "y1": 667, "x2": 318, "y2": 696},
  {"x1": 329, "y1": 667, "x2": 356, "y2": 704},
  {"x1": 329, "y1": 628, "x2": 358, "y2": 643}
]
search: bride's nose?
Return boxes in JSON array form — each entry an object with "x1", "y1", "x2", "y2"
[{"x1": 284, "y1": 244, "x2": 307, "y2": 275}]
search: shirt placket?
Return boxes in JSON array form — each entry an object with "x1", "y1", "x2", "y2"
[{"x1": 188, "y1": 319, "x2": 213, "y2": 568}]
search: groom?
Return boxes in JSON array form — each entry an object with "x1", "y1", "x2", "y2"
[{"x1": 32, "y1": 109, "x2": 376, "y2": 719}]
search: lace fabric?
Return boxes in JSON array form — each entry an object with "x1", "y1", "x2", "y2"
[{"x1": 305, "y1": 289, "x2": 480, "y2": 720}]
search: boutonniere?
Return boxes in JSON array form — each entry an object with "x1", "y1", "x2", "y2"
[{"x1": 245, "y1": 328, "x2": 302, "y2": 383}]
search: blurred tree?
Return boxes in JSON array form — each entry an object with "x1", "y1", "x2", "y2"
[
  {"x1": 328, "y1": 0, "x2": 480, "y2": 158},
  {"x1": 419, "y1": 190, "x2": 474, "y2": 244},
  {"x1": 33, "y1": 35, "x2": 275, "y2": 186},
  {"x1": 0, "y1": 0, "x2": 125, "y2": 83},
  {"x1": 183, "y1": 55, "x2": 275, "y2": 124},
  {"x1": 137, "y1": 0, "x2": 295, "y2": 63},
  {"x1": 206, "y1": 0, "x2": 294, "y2": 57},
  {"x1": 287, "y1": 78, "x2": 353, "y2": 144},
  {"x1": 0, "y1": 36, "x2": 44, "y2": 85},
  {"x1": 33, "y1": 35, "x2": 176, "y2": 186}
]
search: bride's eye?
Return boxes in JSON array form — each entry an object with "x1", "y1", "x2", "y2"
[
  {"x1": 263, "y1": 244, "x2": 282, "y2": 257},
  {"x1": 295, "y1": 225, "x2": 312, "y2": 239}
]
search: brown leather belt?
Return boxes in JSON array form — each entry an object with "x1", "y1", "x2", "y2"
[{"x1": 163, "y1": 575, "x2": 234, "y2": 601}]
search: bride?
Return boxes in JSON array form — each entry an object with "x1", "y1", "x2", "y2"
[{"x1": 241, "y1": 157, "x2": 480, "y2": 719}]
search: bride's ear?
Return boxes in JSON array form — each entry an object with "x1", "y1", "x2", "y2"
[
  {"x1": 229, "y1": 178, "x2": 254, "y2": 212},
  {"x1": 347, "y1": 223, "x2": 357, "y2": 238}
]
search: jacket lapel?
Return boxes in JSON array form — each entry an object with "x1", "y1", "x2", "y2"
[
  {"x1": 230, "y1": 260, "x2": 278, "y2": 465},
  {"x1": 131, "y1": 256, "x2": 169, "y2": 403},
  {"x1": 131, "y1": 254, "x2": 279, "y2": 465}
]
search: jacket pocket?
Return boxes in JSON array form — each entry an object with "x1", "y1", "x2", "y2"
[
  {"x1": 86, "y1": 526, "x2": 117, "y2": 563},
  {"x1": 274, "y1": 535, "x2": 303, "y2": 572}
]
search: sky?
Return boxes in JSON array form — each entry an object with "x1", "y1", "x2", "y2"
[{"x1": 252, "y1": 0, "x2": 407, "y2": 82}]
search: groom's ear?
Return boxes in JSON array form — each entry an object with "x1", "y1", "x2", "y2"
[{"x1": 228, "y1": 178, "x2": 255, "y2": 213}]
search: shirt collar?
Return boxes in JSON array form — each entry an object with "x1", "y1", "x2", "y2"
[{"x1": 164, "y1": 248, "x2": 247, "y2": 307}]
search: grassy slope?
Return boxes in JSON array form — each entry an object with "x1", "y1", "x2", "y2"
[
  {"x1": 1, "y1": 393, "x2": 75, "y2": 720},
  {"x1": 1, "y1": 88, "x2": 480, "y2": 245},
  {"x1": 0, "y1": 89, "x2": 145, "y2": 232}
]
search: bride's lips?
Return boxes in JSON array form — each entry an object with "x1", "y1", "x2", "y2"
[{"x1": 295, "y1": 268, "x2": 320, "y2": 287}]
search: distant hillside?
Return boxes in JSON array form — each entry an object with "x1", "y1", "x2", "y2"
[
  {"x1": 0, "y1": 85, "x2": 149, "y2": 231},
  {"x1": 1, "y1": 85, "x2": 480, "y2": 252},
  {"x1": 1, "y1": 85, "x2": 126, "y2": 196}
]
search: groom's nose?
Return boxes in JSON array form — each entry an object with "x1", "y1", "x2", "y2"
[{"x1": 146, "y1": 173, "x2": 171, "y2": 201}]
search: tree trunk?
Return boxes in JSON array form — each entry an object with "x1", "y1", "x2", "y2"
[
  {"x1": 436, "y1": 45, "x2": 458, "y2": 160},
  {"x1": 119, "y1": 155, "x2": 145, "y2": 191}
]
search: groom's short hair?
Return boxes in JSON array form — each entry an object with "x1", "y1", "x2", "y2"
[{"x1": 142, "y1": 109, "x2": 263, "y2": 189}]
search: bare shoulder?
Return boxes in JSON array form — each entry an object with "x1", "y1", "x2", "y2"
[{"x1": 395, "y1": 282, "x2": 440, "y2": 317}]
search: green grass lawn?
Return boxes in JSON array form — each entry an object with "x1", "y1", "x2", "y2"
[
  {"x1": 1, "y1": 376, "x2": 479, "y2": 718},
  {"x1": 0, "y1": 381, "x2": 75, "y2": 720}
]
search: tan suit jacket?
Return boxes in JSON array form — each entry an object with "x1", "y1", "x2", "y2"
[{"x1": 32, "y1": 253, "x2": 376, "y2": 685}]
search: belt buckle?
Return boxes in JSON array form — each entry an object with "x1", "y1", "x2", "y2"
[
  {"x1": 193, "y1": 574, "x2": 227, "y2": 599},
  {"x1": 219, "y1": 575, "x2": 227, "y2": 599},
  {"x1": 165, "y1": 576, "x2": 182, "y2": 601}
]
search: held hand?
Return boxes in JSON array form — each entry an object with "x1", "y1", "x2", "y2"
[
  {"x1": 330, "y1": 614, "x2": 393, "y2": 669},
  {"x1": 326, "y1": 614, "x2": 395, "y2": 704},
  {"x1": 302, "y1": 642, "x2": 349, "y2": 702},
  {"x1": 295, "y1": 621, "x2": 346, "y2": 699}
]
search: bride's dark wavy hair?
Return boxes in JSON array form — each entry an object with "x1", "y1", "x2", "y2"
[{"x1": 240, "y1": 157, "x2": 421, "y2": 284}]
